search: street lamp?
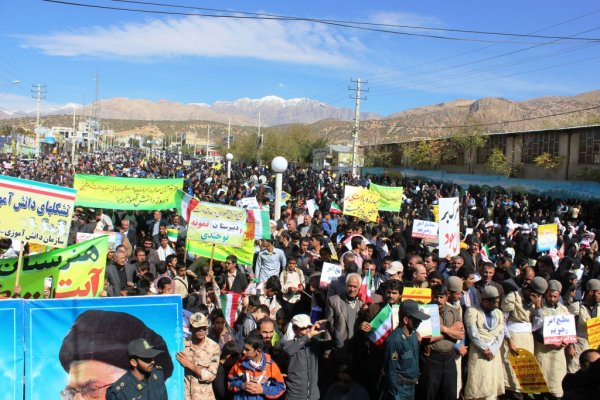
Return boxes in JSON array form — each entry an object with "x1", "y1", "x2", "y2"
[
  {"x1": 271, "y1": 156, "x2": 288, "y2": 221},
  {"x1": 226, "y1": 153, "x2": 233, "y2": 179}
]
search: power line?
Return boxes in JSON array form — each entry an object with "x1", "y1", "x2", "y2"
[
  {"x1": 365, "y1": 105, "x2": 600, "y2": 130},
  {"x1": 359, "y1": 8, "x2": 600, "y2": 82},
  {"x1": 369, "y1": 25, "x2": 600, "y2": 87},
  {"x1": 369, "y1": 41, "x2": 599, "y2": 94},
  {"x1": 110, "y1": 0, "x2": 600, "y2": 42},
  {"x1": 42, "y1": 0, "x2": 600, "y2": 44},
  {"x1": 368, "y1": 53, "x2": 600, "y2": 98}
]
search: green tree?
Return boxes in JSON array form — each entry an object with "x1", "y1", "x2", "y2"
[
  {"x1": 533, "y1": 152, "x2": 562, "y2": 169},
  {"x1": 450, "y1": 117, "x2": 487, "y2": 173},
  {"x1": 485, "y1": 148, "x2": 513, "y2": 177},
  {"x1": 411, "y1": 140, "x2": 442, "y2": 169}
]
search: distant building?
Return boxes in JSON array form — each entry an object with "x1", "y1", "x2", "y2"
[
  {"x1": 363, "y1": 124, "x2": 600, "y2": 181},
  {"x1": 312, "y1": 145, "x2": 363, "y2": 173}
]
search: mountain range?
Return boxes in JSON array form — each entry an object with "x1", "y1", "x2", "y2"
[
  {"x1": 1, "y1": 91, "x2": 599, "y2": 145},
  {"x1": 0, "y1": 96, "x2": 380, "y2": 127}
]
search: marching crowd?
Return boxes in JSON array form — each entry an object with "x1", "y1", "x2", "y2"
[{"x1": 1, "y1": 149, "x2": 600, "y2": 400}]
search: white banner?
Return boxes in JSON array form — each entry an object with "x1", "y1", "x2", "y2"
[
  {"x1": 438, "y1": 197, "x2": 460, "y2": 257},
  {"x1": 412, "y1": 219, "x2": 438, "y2": 241}
]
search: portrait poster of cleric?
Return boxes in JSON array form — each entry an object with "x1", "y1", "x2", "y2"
[{"x1": 24, "y1": 295, "x2": 183, "y2": 400}]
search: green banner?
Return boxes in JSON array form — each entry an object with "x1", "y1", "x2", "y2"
[
  {"x1": 0, "y1": 236, "x2": 109, "y2": 299},
  {"x1": 74, "y1": 174, "x2": 183, "y2": 210},
  {"x1": 369, "y1": 183, "x2": 403, "y2": 212},
  {"x1": 187, "y1": 238, "x2": 255, "y2": 265}
]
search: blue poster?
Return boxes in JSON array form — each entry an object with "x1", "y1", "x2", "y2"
[
  {"x1": 0, "y1": 299, "x2": 24, "y2": 400},
  {"x1": 24, "y1": 295, "x2": 184, "y2": 400}
]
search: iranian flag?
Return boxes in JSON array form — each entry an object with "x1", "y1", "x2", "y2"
[
  {"x1": 219, "y1": 292, "x2": 241, "y2": 328},
  {"x1": 329, "y1": 201, "x2": 342, "y2": 214},
  {"x1": 359, "y1": 268, "x2": 373, "y2": 303},
  {"x1": 368, "y1": 304, "x2": 394, "y2": 347},
  {"x1": 246, "y1": 207, "x2": 271, "y2": 240},
  {"x1": 479, "y1": 244, "x2": 491, "y2": 263},
  {"x1": 176, "y1": 190, "x2": 199, "y2": 222}
]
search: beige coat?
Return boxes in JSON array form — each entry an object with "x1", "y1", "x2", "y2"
[
  {"x1": 533, "y1": 301, "x2": 570, "y2": 398},
  {"x1": 500, "y1": 290, "x2": 534, "y2": 392},
  {"x1": 464, "y1": 306, "x2": 505, "y2": 399},
  {"x1": 567, "y1": 302, "x2": 597, "y2": 372}
]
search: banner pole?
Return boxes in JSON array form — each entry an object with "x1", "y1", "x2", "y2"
[
  {"x1": 14, "y1": 241, "x2": 25, "y2": 289},
  {"x1": 183, "y1": 236, "x2": 189, "y2": 264},
  {"x1": 208, "y1": 243, "x2": 216, "y2": 274}
]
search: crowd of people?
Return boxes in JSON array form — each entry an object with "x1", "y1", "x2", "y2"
[{"x1": 1, "y1": 149, "x2": 600, "y2": 400}]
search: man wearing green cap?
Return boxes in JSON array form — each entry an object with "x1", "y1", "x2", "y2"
[{"x1": 105, "y1": 338, "x2": 168, "y2": 399}]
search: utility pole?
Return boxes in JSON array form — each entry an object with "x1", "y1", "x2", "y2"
[
  {"x1": 92, "y1": 73, "x2": 100, "y2": 152},
  {"x1": 257, "y1": 112, "x2": 262, "y2": 165},
  {"x1": 349, "y1": 78, "x2": 368, "y2": 176},
  {"x1": 227, "y1": 118, "x2": 231, "y2": 150},
  {"x1": 206, "y1": 125, "x2": 210, "y2": 158},
  {"x1": 31, "y1": 83, "x2": 46, "y2": 156},
  {"x1": 71, "y1": 106, "x2": 77, "y2": 163}
]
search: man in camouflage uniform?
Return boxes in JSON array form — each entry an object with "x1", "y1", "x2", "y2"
[{"x1": 176, "y1": 312, "x2": 221, "y2": 400}]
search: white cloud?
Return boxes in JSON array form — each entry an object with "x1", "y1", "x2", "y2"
[
  {"x1": 368, "y1": 11, "x2": 442, "y2": 28},
  {"x1": 17, "y1": 15, "x2": 361, "y2": 67},
  {"x1": 277, "y1": 83, "x2": 288, "y2": 88}
]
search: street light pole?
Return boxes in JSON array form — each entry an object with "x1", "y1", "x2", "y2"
[
  {"x1": 271, "y1": 156, "x2": 288, "y2": 221},
  {"x1": 226, "y1": 153, "x2": 233, "y2": 179}
]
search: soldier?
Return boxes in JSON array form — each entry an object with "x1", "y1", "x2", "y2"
[
  {"x1": 382, "y1": 299, "x2": 430, "y2": 400},
  {"x1": 176, "y1": 312, "x2": 221, "y2": 400},
  {"x1": 105, "y1": 338, "x2": 168, "y2": 400}
]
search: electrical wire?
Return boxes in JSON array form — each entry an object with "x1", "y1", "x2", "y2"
[{"x1": 42, "y1": 0, "x2": 600, "y2": 44}]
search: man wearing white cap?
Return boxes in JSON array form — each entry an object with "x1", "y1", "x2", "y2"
[
  {"x1": 532, "y1": 279, "x2": 574, "y2": 399},
  {"x1": 464, "y1": 285, "x2": 505, "y2": 400},
  {"x1": 501, "y1": 276, "x2": 547, "y2": 399}
]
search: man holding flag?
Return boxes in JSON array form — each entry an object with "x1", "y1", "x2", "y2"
[
  {"x1": 382, "y1": 299, "x2": 430, "y2": 400},
  {"x1": 356, "y1": 279, "x2": 404, "y2": 399}
]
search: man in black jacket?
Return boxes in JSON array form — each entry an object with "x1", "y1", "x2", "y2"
[{"x1": 223, "y1": 255, "x2": 248, "y2": 294}]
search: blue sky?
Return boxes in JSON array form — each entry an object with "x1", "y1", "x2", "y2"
[{"x1": 1, "y1": 0, "x2": 599, "y2": 117}]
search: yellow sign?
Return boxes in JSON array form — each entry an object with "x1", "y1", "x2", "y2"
[
  {"x1": 343, "y1": 185, "x2": 380, "y2": 222},
  {"x1": 432, "y1": 205, "x2": 439, "y2": 222},
  {"x1": 0, "y1": 236, "x2": 109, "y2": 299},
  {"x1": 0, "y1": 176, "x2": 76, "y2": 248},
  {"x1": 508, "y1": 348, "x2": 549, "y2": 394},
  {"x1": 188, "y1": 202, "x2": 247, "y2": 247},
  {"x1": 402, "y1": 287, "x2": 432, "y2": 304},
  {"x1": 74, "y1": 174, "x2": 183, "y2": 210},
  {"x1": 587, "y1": 316, "x2": 600, "y2": 349}
]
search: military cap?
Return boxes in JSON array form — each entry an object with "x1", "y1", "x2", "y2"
[
  {"x1": 189, "y1": 312, "x2": 209, "y2": 328},
  {"x1": 59, "y1": 310, "x2": 173, "y2": 379}
]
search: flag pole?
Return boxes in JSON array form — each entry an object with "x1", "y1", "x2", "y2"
[
  {"x1": 14, "y1": 241, "x2": 25, "y2": 291},
  {"x1": 208, "y1": 243, "x2": 216, "y2": 274}
]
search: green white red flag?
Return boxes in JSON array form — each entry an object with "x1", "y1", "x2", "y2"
[
  {"x1": 368, "y1": 304, "x2": 394, "y2": 347},
  {"x1": 219, "y1": 292, "x2": 241, "y2": 328}
]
